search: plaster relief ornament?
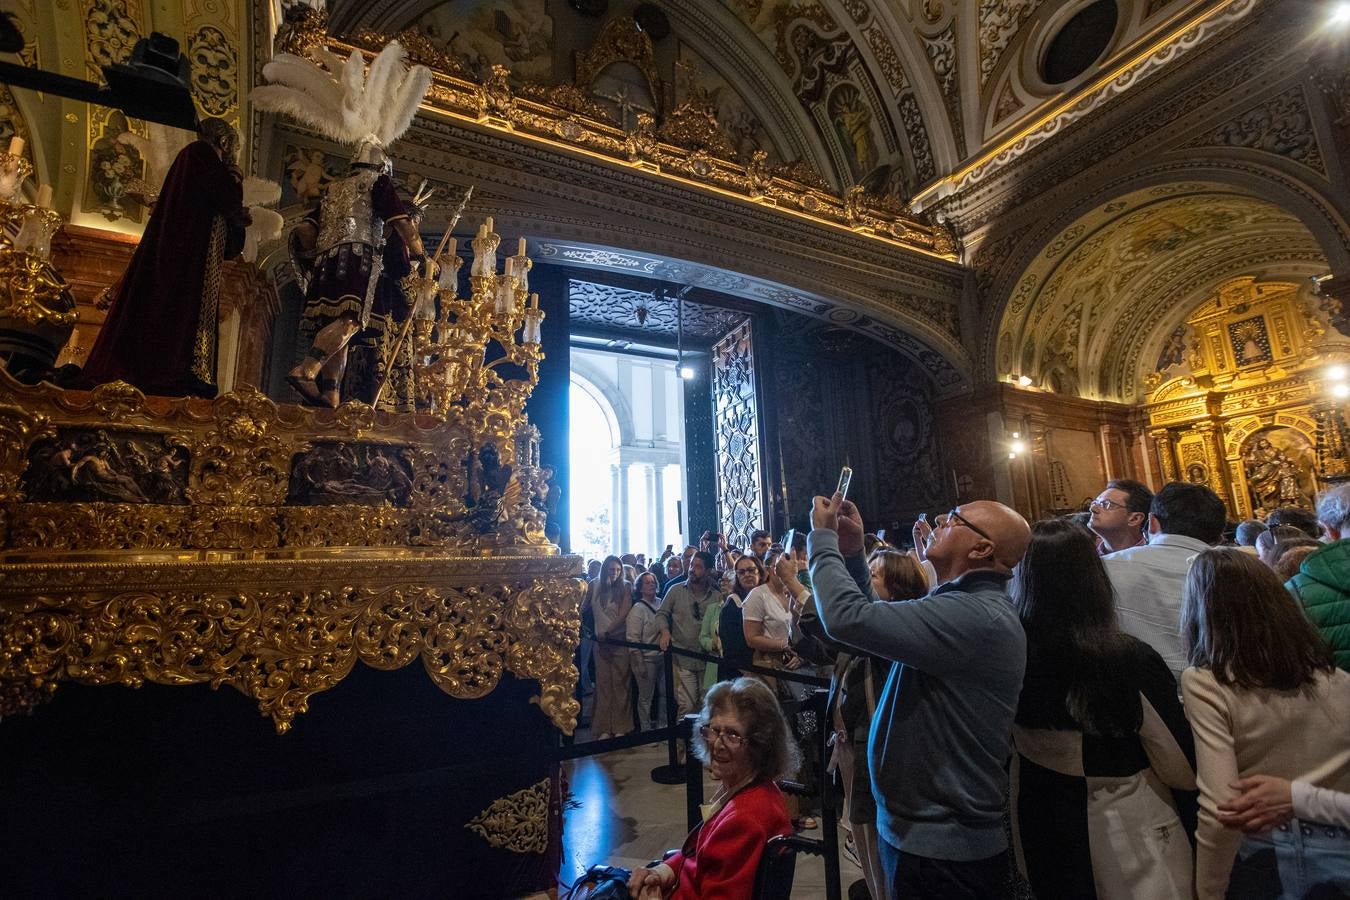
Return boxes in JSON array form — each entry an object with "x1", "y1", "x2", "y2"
[{"x1": 251, "y1": 40, "x2": 435, "y2": 408}]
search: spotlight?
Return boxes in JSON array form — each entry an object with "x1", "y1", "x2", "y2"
[
  {"x1": 1329, "y1": 1, "x2": 1350, "y2": 26},
  {"x1": 679, "y1": 365, "x2": 695, "y2": 380},
  {"x1": 1017, "y1": 375, "x2": 1032, "y2": 387},
  {"x1": 1328, "y1": 364, "x2": 1348, "y2": 382},
  {"x1": 1334, "y1": 382, "x2": 1350, "y2": 399},
  {"x1": 1010, "y1": 439, "x2": 1027, "y2": 455}
]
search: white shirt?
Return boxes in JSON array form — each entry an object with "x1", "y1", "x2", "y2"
[
  {"x1": 742, "y1": 584, "x2": 791, "y2": 645},
  {"x1": 1102, "y1": 532, "x2": 1212, "y2": 678}
]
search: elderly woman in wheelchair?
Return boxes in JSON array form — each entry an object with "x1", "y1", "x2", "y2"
[{"x1": 628, "y1": 677, "x2": 799, "y2": 899}]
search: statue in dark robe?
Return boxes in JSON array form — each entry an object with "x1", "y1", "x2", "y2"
[{"x1": 80, "y1": 118, "x2": 248, "y2": 398}]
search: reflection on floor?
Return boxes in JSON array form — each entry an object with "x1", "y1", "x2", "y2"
[{"x1": 560, "y1": 742, "x2": 861, "y2": 898}]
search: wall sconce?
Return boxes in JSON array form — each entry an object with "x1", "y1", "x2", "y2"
[{"x1": 1008, "y1": 431, "x2": 1026, "y2": 459}]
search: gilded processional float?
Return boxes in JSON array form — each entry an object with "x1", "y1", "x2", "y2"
[{"x1": 0, "y1": 33, "x2": 581, "y2": 899}]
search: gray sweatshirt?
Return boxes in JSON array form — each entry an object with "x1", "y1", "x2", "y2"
[{"x1": 808, "y1": 528, "x2": 1026, "y2": 862}]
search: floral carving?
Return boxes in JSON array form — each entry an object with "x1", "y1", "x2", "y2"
[
  {"x1": 83, "y1": 0, "x2": 140, "y2": 72},
  {"x1": 188, "y1": 25, "x2": 237, "y2": 117},
  {"x1": 978, "y1": 0, "x2": 1045, "y2": 85}
]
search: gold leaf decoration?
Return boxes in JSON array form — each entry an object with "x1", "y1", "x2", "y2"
[{"x1": 466, "y1": 778, "x2": 552, "y2": 854}]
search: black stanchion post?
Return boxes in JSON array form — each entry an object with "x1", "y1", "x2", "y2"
[
  {"x1": 682, "y1": 714, "x2": 703, "y2": 833},
  {"x1": 650, "y1": 647, "x2": 684, "y2": 784},
  {"x1": 817, "y1": 688, "x2": 841, "y2": 900}
]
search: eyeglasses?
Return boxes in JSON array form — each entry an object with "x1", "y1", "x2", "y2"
[
  {"x1": 1089, "y1": 498, "x2": 1125, "y2": 511},
  {"x1": 944, "y1": 508, "x2": 993, "y2": 542},
  {"x1": 699, "y1": 724, "x2": 747, "y2": 748}
]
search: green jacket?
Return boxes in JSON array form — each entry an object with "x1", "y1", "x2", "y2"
[{"x1": 1287, "y1": 539, "x2": 1350, "y2": 672}]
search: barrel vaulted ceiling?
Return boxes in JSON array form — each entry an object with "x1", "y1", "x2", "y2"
[{"x1": 329, "y1": 0, "x2": 1220, "y2": 200}]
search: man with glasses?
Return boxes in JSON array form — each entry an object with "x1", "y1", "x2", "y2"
[
  {"x1": 658, "y1": 550, "x2": 723, "y2": 718},
  {"x1": 1103, "y1": 481, "x2": 1227, "y2": 679},
  {"x1": 806, "y1": 492, "x2": 1031, "y2": 900},
  {"x1": 1088, "y1": 479, "x2": 1153, "y2": 554}
]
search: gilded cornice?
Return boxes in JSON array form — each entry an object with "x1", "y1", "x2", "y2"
[{"x1": 322, "y1": 33, "x2": 957, "y2": 262}]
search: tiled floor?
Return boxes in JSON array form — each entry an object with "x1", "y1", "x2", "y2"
[{"x1": 558, "y1": 741, "x2": 861, "y2": 898}]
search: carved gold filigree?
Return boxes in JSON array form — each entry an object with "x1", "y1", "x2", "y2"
[
  {"x1": 574, "y1": 17, "x2": 661, "y2": 112},
  {"x1": 466, "y1": 778, "x2": 551, "y2": 854},
  {"x1": 333, "y1": 34, "x2": 951, "y2": 257},
  {"x1": 0, "y1": 247, "x2": 78, "y2": 330},
  {"x1": 0, "y1": 571, "x2": 584, "y2": 733},
  {"x1": 274, "y1": 3, "x2": 328, "y2": 57},
  {"x1": 187, "y1": 386, "x2": 296, "y2": 507},
  {"x1": 0, "y1": 407, "x2": 52, "y2": 501}
]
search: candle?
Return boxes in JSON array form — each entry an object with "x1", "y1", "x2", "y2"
[
  {"x1": 448, "y1": 238, "x2": 456, "y2": 258},
  {"x1": 8, "y1": 136, "x2": 23, "y2": 157},
  {"x1": 36, "y1": 184, "x2": 51, "y2": 208},
  {"x1": 484, "y1": 216, "x2": 494, "y2": 234},
  {"x1": 530, "y1": 292, "x2": 539, "y2": 309},
  {"x1": 517, "y1": 236, "x2": 526, "y2": 256}
]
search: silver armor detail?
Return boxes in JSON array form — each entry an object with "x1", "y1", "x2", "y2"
[{"x1": 316, "y1": 169, "x2": 386, "y2": 256}]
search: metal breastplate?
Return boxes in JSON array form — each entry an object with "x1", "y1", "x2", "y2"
[{"x1": 316, "y1": 169, "x2": 385, "y2": 255}]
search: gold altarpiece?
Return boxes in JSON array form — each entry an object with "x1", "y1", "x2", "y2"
[{"x1": 1143, "y1": 277, "x2": 1350, "y2": 519}]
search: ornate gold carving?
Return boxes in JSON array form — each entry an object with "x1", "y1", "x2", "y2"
[
  {"x1": 274, "y1": 2, "x2": 328, "y2": 57},
  {"x1": 466, "y1": 778, "x2": 551, "y2": 854},
  {"x1": 333, "y1": 34, "x2": 949, "y2": 257},
  {"x1": 574, "y1": 17, "x2": 661, "y2": 113},
  {"x1": 0, "y1": 567, "x2": 583, "y2": 733}
]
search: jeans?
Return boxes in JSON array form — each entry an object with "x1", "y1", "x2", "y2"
[
  {"x1": 630, "y1": 653, "x2": 665, "y2": 731},
  {"x1": 877, "y1": 837, "x2": 1010, "y2": 900},
  {"x1": 1226, "y1": 819, "x2": 1350, "y2": 900}
]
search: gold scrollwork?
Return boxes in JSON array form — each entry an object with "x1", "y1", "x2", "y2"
[
  {"x1": 466, "y1": 778, "x2": 552, "y2": 854},
  {"x1": 0, "y1": 573, "x2": 584, "y2": 734}
]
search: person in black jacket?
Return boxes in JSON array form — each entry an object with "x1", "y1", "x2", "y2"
[{"x1": 717, "y1": 555, "x2": 762, "y2": 682}]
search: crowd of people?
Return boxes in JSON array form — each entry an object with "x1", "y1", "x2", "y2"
[{"x1": 585, "y1": 481, "x2": 1350, "y2": 900}]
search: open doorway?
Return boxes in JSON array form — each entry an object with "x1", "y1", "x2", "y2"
[{"x1": 568, "y1": 346, "x2": 686, "y2": 562}]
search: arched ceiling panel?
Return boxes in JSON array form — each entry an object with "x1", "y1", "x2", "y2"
[{"x1": 995, "y1": 182, "x2": 1327, "y2": 403}]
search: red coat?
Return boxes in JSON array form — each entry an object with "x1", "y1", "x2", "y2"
[{"x1": 666, "y1": 780, "x2": 791, "y2": 899}]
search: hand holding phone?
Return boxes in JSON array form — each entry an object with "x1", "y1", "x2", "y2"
[
  {"x1": 912, "y1": 513, "x2": 933, "y2": 561},
  {"x1": 836, "y1": 466, "x2": 853, "y2": 502}
]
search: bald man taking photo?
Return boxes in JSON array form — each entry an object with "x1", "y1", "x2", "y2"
[{"x1": 797, "y1": 493, "x2": 1031, "y2": 900}]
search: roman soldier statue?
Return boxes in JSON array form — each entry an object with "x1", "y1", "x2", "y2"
[{"x1": 252, "y1": 40, "x2": 434, "y2": 407}]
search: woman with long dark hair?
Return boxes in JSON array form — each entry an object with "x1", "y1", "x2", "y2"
[
  {"x1": 589, "y1": 555, "x2": 633, "y2": 739},
  {"x1": 1011, "y1": 518, "x2": 1196, "y2": 899},
  {"x1": 1180, "y1": 548, "x2": 1350, "y2": 899}
]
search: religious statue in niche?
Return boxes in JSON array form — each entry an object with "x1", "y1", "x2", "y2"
[
  {"x1": 1228, "y1": 315, "x2": 1272, "y2": 366},
  {"x1": 1243, "y1": 429, "x2": 1316, "y2": 514},
  {"x1": 827, "y1": 85, "x2": 877, "y2": 180},
  {"x1": 79, "y1": 118, "x2": 249, "y2": 398},
  {"x1": 23, "y1": 429, "x2": 188, "y2": 504}
]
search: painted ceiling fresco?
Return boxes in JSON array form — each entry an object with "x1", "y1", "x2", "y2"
[{"x1": 995, "y1": 184, "x2": 1328, "y2": 403}]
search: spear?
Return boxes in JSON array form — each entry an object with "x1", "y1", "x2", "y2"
[{"x1": 373, "y1": 184, "x2": 474, "y2": 409}]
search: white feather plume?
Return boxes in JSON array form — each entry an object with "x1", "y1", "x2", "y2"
[
  {"x1": 251, "y1": 39, "x2": 432, "y2": 150},
  {"x1": 242, "y1": 176, "x2": 282, "y2": 208},
  {"x1": 242, "y1": 207, "x2": 285, "y2": 263}
]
